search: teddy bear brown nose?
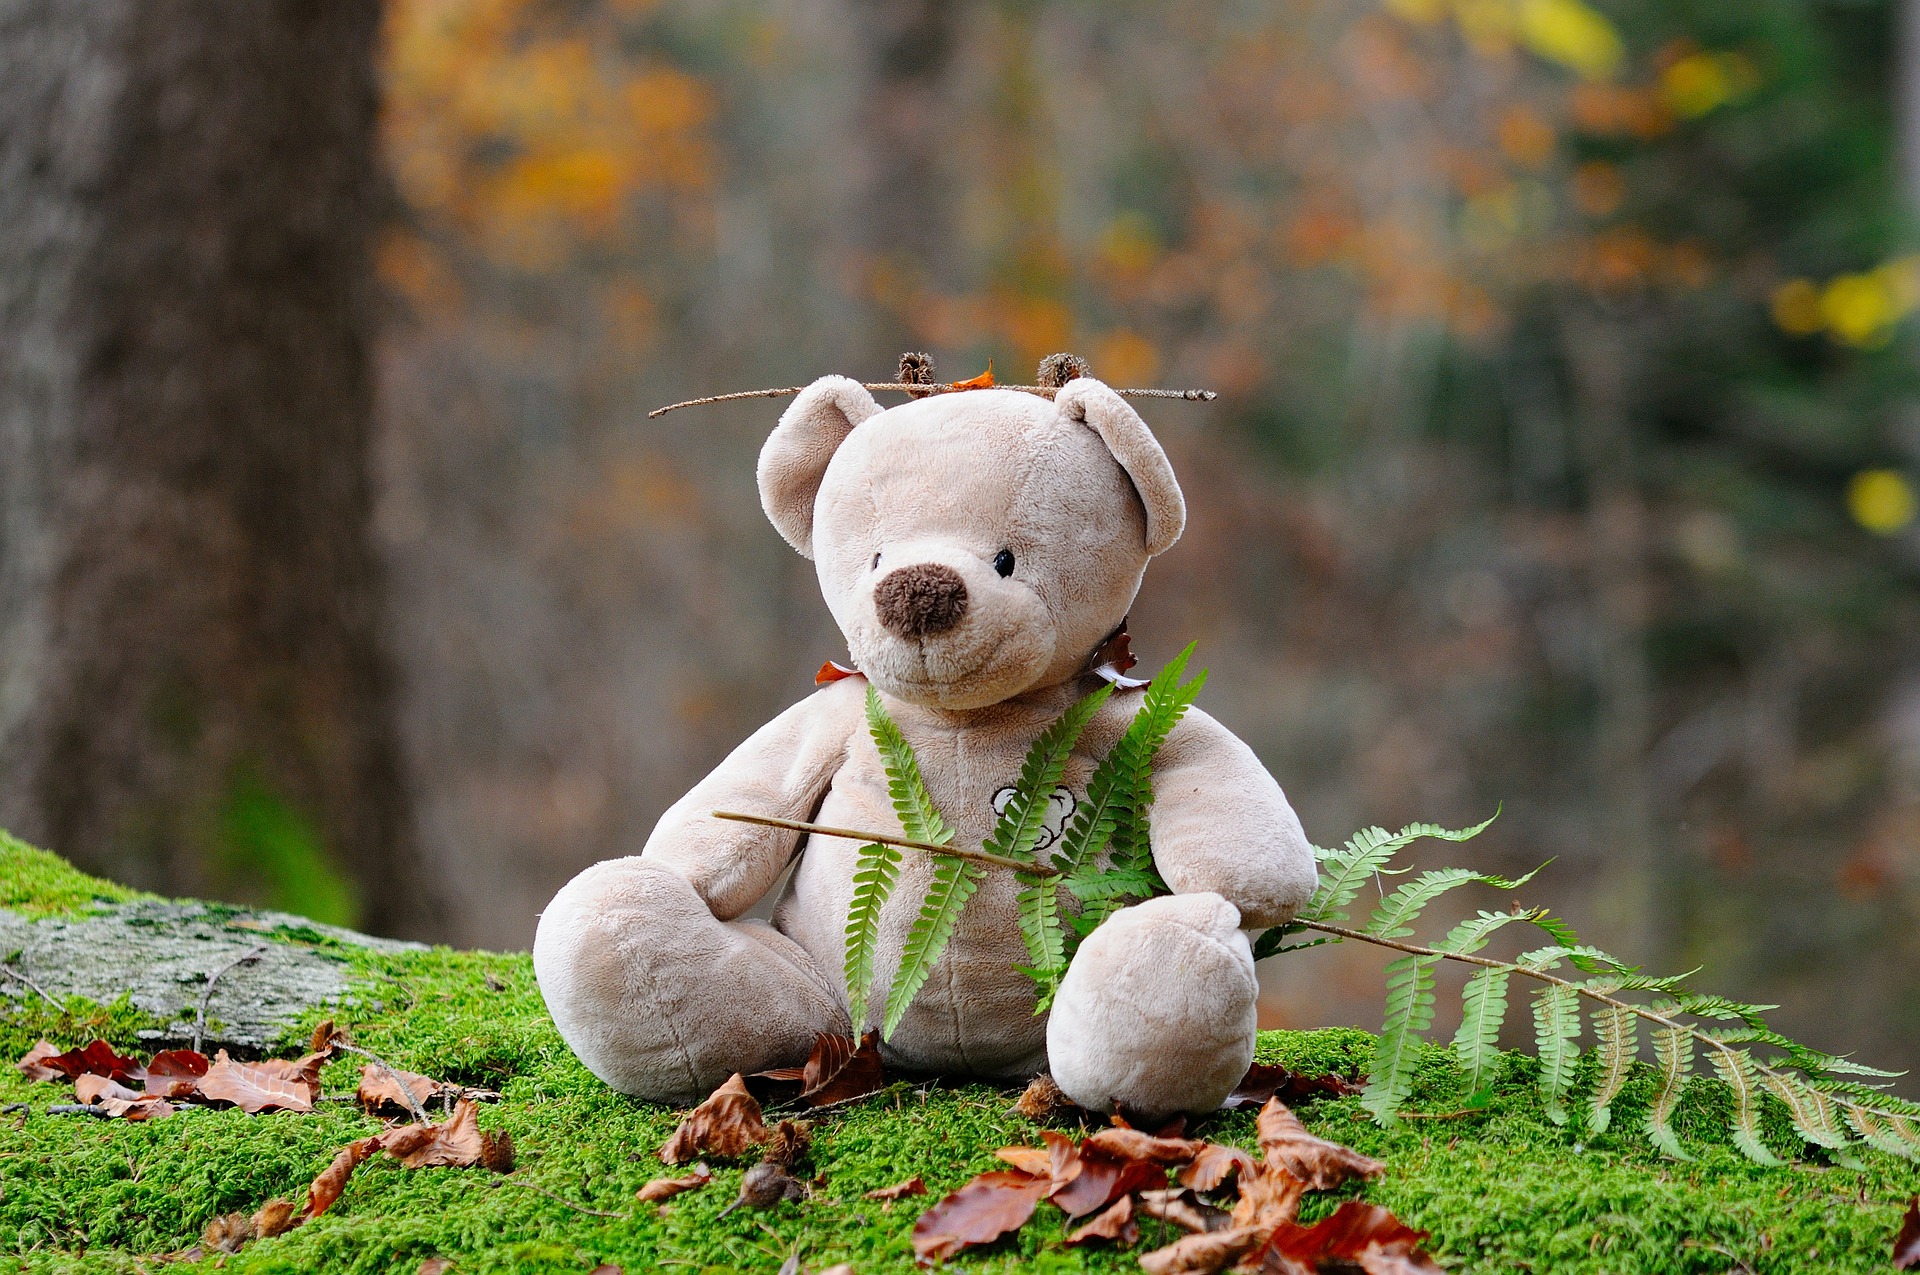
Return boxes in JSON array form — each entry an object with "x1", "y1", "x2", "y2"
[{"x1": 874, "y1": 563, "x2": 969, "y2": 638}]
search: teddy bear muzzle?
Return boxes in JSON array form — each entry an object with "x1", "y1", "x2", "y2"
[{"x1": 873, "y1": 562, "x2": 970, "y2": 638}]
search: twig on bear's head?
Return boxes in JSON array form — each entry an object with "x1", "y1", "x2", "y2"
[
  {"x1": 647, "y1": 382, "x2": 1216, "y2": 418},
  {"x1": 712, "y1": 810, "x2": 1061, "y2": 877}
]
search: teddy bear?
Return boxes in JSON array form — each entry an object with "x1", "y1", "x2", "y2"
[{"x1": 533, "y1": 365, "x2": 1318, "y2": 1120}]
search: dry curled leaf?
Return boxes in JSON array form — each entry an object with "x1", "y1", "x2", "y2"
[
  {"x1": 307, "y1": 1135, "x2": 382, "y2": 1219},
  {"x1": 660, "y1": 1073, "x2": 769, "y2": 1163},
  {"x1": 1177, "y1": 1143, "x2": 1257, "y2": 1193},
  {"x1": 1250, "y1": 1200, "x2": 1441, "y2": 1275},
  {"x1": 1254, "y1": 1098, "x2": 1382, "y2": 1191},
  {"x1": 636, "y1": 1163, "x2": 712, "y2": 1203},
  {"x1": 1137, "y1": 1188, "x2": 1231, "y2": 1235},
  {"x1": 864, "y1": 1176, "x2": 928, "y2": 1204},
  {"x1": 1047, "y1": 1142, "x2": 1166, "y2": 1219},
  {"x1": 948, "y1": 361, "x2": 995, "y2": 390},
  {"x1": 1222, "y1": 1062, "x2": 1360, "y2": 1111},
  {"x1": 911, "y1": 1169, "x2": 1052, "y2": 1264},
  {"x1": 39, "y1": 1039, "x2": 144, "y2": 1084},
  {"x1": 356, "y1": 1063, "x2": 446, "y2": 1114},
  {"x1": 196, "y1": 1050, "x2": 315, "y2": 1114},
  {"x1": 1012, "y1": 1073, "x2": 1090, "y2": 1124},
  {"x1": 15, "y1": 1040, "x2": 61, "y2": 1082},
  {"x1": 1082, "y1": 1126, "x2": 1207, "y2": 1165},
  {"x1": 384, "y1": 1098, "x2": 496, "y2": 1168},
  {"x1": 1898, "y1": 1196, "x2": 1920, "y2": 1272},
  {"x1": 248, "y1": 1049, "x2": 332, "y2": 1092},
  {"x1": 799, "y1": 1030, "x2": 887, "y2": 1106},
  {"x1": 1064, "y1": 1192, "x2": 1138, "y2": 1247},
  {"x1": 993, "y1": 1146, "x2": 1052, "y2": 1177},
  {"x1": 1137, "y1": 1225, "x2": 1265, "y2": 1275},
  {"x1": 143, "y1": 1049, "x2": 210, "y2": 1098},
  {"x1": 310, "y1": 1019, "x2": 345, "y2": 1053},
  {"x1": 74, "y1": 1073, "x2": 174, "y2": 1120},
  {"x1": 1230, "y1": 1162, "x2": 1307, "y2": 1233}
]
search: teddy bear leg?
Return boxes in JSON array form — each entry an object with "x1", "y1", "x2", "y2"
[
  {"x1": 533, "y1": 856, "x2": 849, "y2": 1104},
  {"x1": 1045, "y1": 892, "x2": 1258, "y2": 1123}
]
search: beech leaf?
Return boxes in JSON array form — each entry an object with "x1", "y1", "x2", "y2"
[
  {"x1": 16, "y1": 1040, "x2": 60, "y2": 1082},
  {"x1": 144, "y1": 1049, "x2": 211, "y2": 1098},
  {"x1": 306, "y1": 1136, "x2": 382, "y2": 1219},
  {"x1": 994, "y1": 1146, "x2": 1052, "y2": 1177},
  {"x1": 1251, "y1": 1200, "x2": 1441, "y2": 1275},
  {"x1": 1047, "y1": 1143, "x2": 1167, "y2": 1218},
  {"x1": 1255, "y1": 1097, "x2": 1383, "y2": 1190},
  {"x1": 1229, "y1": 1164, "x2": 1306, "y2": 1232},
  {"x1": 1898, "y1": 1196, "x2": 1920, "y2": 1272},
  {"x1": 864, "y1": 1176, "x2": 929, "y2": 1204},
  {"x1": 1082, "y1": 1126, "x2": 1207, "y2": 1164},
  {"x1": 40, "y1": 1039, "x2": 143, "y2": 1084},
  {"x1": 355, "y1": 1063, "x2": 446, "y2": 1114},
  {"x1": 1137, "y1": 1188, "x2": 1232, "y2": 1235},
  {"x1": 636, "y1": 1164, "x2": 713, "y2": 1204},
  {"x1": 196, "y1": 1050, "x2": 316, "y2": 1114},
  {"x1": 797, "y1": 1030, "x2": 887, "y2": 1106},
  {"x1": 948, "y1": 361, "x2": 995, "y2": 390},
  {"x1": 660, "y1": 1073, "x2": 769, "y2": 1164},
  {"x1": 1223, "y1": 1061, "x2": 1360, "y2": 1110},
  {"x1": 1177, "y1": 1143, "x2": 1257, "y2": 1193},
  {"x1": 911, "y1": 1169, "x2": 1051, "y2": 1263},
  {"x1": 1064, "y1": 1193, "x2": 1139, "y2": 1247},
  {"x1": 1137, "y1": 1225, "x2": 1265, "y2": 1275},
  {"x1": 382, "y1": 1097, "x2": 507, "y2": 1169}
]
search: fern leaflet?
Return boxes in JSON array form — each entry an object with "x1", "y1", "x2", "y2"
[
  {"x1": 842, "y1": 841, "x2": 901, "y2": 1030},
  {"x1": 1647, "y1": 1026, "x2": 1693, "y2": 1160},
  {"x1": 1710, "y1": 1048, "x2": 1782, "y2": 1166},
  {"x1": 1532, "y1": 984, "x2": 1581, "y2": 1125},
  {"x1": 1363, "y1": 954, "x2": 1437, "y2": 1124},
  {"x1": 1588, "y1": 1004, "x2": 1637, "y2": 1133},
  {"x1": 1452, "y1": 967, "x2": 1511, "y2": 1095},
  {"x1": 1366, "y1": 865, "x2": 1540, "y2": 941},
  {"x1": 883, "y1": 852, "x2": 984, "y2": 1041},
  {"x1": 866, "y1": 684, "x2": 952, "y2": 848},
  {"x1": 1761, "y1": 1071, "x2": 1850, "y2": 1150}
]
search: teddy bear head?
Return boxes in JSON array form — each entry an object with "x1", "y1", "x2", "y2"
[{"x1": 757, "y1": 371, "x2": 1185, "y2": 711}]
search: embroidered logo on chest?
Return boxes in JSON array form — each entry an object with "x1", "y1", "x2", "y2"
[{"x1": 990, "y1": 785, "x2": 1077, "y2": 853}]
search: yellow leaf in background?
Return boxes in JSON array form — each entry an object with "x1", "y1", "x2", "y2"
[
  {"x1": 1847, "y1": 470, "x2": 1917, "y2": 536},
  {"x1": 1662, "y1": 51, "x2": 1760, "y2": 119},
  {"x1": 1518, "y1": 0, "x2": 1624, "y2": 81},
  {"x1": 1821, "y1": 273, "x2": 1898, "y2": 347},
  {"x1": 1769, "y1": 279, "x2": 1824, "y2": 336},
  {"x1": 1093, "y1": 332, "x2": 1160, "y2": 387}
]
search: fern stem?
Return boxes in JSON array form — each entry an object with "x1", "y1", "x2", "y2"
[
  {"x1": 711, "y1": 810, "x2": 1060, "y2": 876},
  {"x1": 1293, "y1": 919, "x2": 1888, "y2": 1129}
]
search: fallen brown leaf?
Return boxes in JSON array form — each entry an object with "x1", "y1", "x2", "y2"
[
  {"x1": 39, "y1": 1039, "x2": 144, "y2": 1085},
  {"x1": 356, "y1": 1062, "x2": 446, "y2": 1114},
  {"x1": 1137, "y1": 1188, "x2": 1231, "y2": 1235},
  {"x1": 307, "y1": 1135, "x2": 382, "y2": 1219},
  {"x1": 1064, "y1": 1193, "x2": 1138, "y2": 1247},
  {"x1": 1082, "y1": 1126, "x2": 1206, "y2": 1165},
  {"x1": 1229, "y1": 1164, "x2": 1306, "y2": 1231},
  {"x1": 1222, "y1": 1062, "x2": 1360, "y2": 1110},
  {"x1": 196, "y1": 1050, "x2": 316, "y2": 1114},
  {"x1": 949, "y1": 361, "x2": 995, "y2": 390},
  {"x1": 74, "y1": 1073, "x2": 174, "y2": 1120},
  {"x1": 1898, "y1": 1196, "x2": 1920, "y2": 1271},
  {"x1": 1254, "y1": 1097, "x2": 1383, "y2": 1190},
  {"x1": 993, "y1": 1146, "x2": 1052, "y2": 1177},
  {"x1": 143, "y1": 1049, "x2": 210, "y2": 1098},
  {"x1": 660, "y1": 1073, "x2": 770, "y2": 1164},
  {"x1": 310, "y1": 1019, "x2": 345, "y2": 1053},
  {"x1": 911, "y1": 1169, "x2": 1052, "y2": 1263},
  {"x1": 15, "y1": 1040, "x2": 60, "y2": 1082},
  {"x1": 797, "y1": 1030, "x2": 887, "y2": 1106},
  {"x1": 1136, "y1": 1225, "x2": 1264, "y2": 1275},
  {"x1": 249, "y1": 1049, "x2": 332, "y2": 1092},
  {"x1": 384, "y1": 1098, "x2": 499, "y2": 1168},
  {"x1": 1250, "y1": 1200, "x2": 1440, "y2": 1274},
  {"x1": 1047, "y1": 1143, "x2": 1166, "y2": 1219},
  {"x1": 636, "y1": 1164, "x2": 712, "y2": 1203},
  {"x1": 864, "y1": 1176, "x2": 928, "y2": 1204},
  {"x1": 1177, "y1": 1143, "x2": 1256, "y2": 1193}
]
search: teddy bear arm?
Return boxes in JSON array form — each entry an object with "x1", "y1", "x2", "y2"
[
  {"x1": 1142, "y1": 706, "x2": 1318, "y2": 931},
  {"x1": 641, "y1": 682, "x2": 861, "y2": 921}
]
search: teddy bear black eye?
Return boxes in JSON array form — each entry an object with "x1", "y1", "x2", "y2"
[{"x1": 993, "y1": 549, "x2": 1016, "y2": 578}]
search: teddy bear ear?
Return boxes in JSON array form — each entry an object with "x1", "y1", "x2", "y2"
[
  {"x1": 757, "y1": 375, "x2": 882, "y2": 557},
  {"x1": 1055, "y1": 378, "x2": 1187, "y2": 557}
]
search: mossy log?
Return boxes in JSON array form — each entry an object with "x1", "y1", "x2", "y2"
[{"x1": 2, "y1": 837, "x2": 1916, "y2": 1273}]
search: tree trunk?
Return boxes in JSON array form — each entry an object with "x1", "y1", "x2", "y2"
[{"x1": 0, "y1": 0, "x2": 437, "y2": 937}]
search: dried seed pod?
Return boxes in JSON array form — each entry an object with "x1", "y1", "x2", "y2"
[
  {"x1": 1037, "y1": 352, "x2": 1092, "y2": 388},
  {"x1": 898, "y1": 351, "x2": 937, "y2": 385}
]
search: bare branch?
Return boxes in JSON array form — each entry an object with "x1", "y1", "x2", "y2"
[
  {"x1": 650, "y1": 383, "x2": 1217, "y2": 419},
  {"x1": 712, "y1": 810, "x2": 1060, "y2": 877}
]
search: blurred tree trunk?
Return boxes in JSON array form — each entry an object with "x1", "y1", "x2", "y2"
[{"x1": 0, "y1": 0, "x2": 438, "y2": 936}]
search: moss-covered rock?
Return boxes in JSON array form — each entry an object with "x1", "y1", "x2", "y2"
[{"x1": 2, "y1": 837, "x2": 1917, "y2": 1274}]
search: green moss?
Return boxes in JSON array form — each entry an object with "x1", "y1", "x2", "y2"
[
  {"x1": 0, "y1": 832, "x2": 153, "y2": 919},
  {"x1": 3, "y1": 840, "x2": 1918, "y2": 1273}
]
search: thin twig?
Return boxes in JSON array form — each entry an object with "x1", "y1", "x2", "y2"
[
  {"x1": 333, "y1": 1042, "x2": 430, "y2": 1125},
  {"x1": 713, "y1": 810, "x2": 1059, "y2": 877},
  {"x1": 649, "y1": 383, "x2": 1217, "y2": 418},
  {"x1": 490, "y1": 1177, "x2": 631, "y2": 1220},
  {"x1": 48, "y1": 1104, "x2": 111, "y2": 1118},
  {"x1": 192, "y1": 945, "x2": 267, "y2": 1053},
  {"x1": 1, "y1": 960, "x2": 59, "y2": 1008}
]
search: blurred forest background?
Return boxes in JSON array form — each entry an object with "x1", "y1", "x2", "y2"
[{"x1": 4, "y1": 0, "x2": 1920, "y2": 1076}]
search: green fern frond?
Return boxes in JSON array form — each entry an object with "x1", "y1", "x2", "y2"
[
  {"x1": 1761, "y1": 1071, "x2": 1851, "y2": 1151},
  {"x1": 1015, "y1": 868, "x2": 1065, "y2": 1008},
  {"x1": 988, "y1": 684, "x2": 1112, "y2": 865},
  {"x1": 1452, "y1": 967, "x2": 1511, "y2": 1094},
  {"x1": 1438, "y1": 908, "x2": 1535, "y2": 956},
  {"x1": 1522, "y1": 910, "x2": 1611, "y2": 974},
  {"x1": 842, "y1": 841, "x2": 902, "y2": 1029},
  {"x1": 1532, "y1": 983, "x2": 1581, "y2": 1125},
  {"x1": 866, "y1": 684, "x2": 953, "y2": 848},
  {"x1": 1303, "y1": 813, "x2": 1497, "y2": 926},
  {"x1": 1710, "y1": 1048, "x2": 1782, "y2": 1166},
  {"x1": 1588, "y1": 1004, "x2": 1637, "y2": 1133},
  {"x1": 1363, "y1": 954, "x2": 1438, "y2": 1124},
  {"x1": 1659, "y1": 993, "x2": 1779, "y2": 1023},
  {"x1": 1647, "y1": 1026, "x2": 1693, "y2": 1160},
  {"x1": 1845, "y1": 1109, "x2": 1920, "y2": 1160},
  {"x1": 883, "y1": 852, "x2": 984, "y2": 1041},
  {"x1": 1063, "y1": 866, "x2": 1164, "y2": 902},
  {"x1": 1365, "y1": 865, "x2": 1541, "y2": 941}
]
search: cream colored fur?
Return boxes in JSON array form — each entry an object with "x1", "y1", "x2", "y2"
[{"x1": 534, "y1": 378, "x2": 1317, "y2": 1118}]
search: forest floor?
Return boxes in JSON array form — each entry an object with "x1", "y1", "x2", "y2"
[{"x1": 3, "y1": 838, "x2": 1918, "y2": 1275}]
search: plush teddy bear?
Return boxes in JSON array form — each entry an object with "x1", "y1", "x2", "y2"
[{"x1": 533, "y1": 369, "x2": 1318, "y2": 1120}]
